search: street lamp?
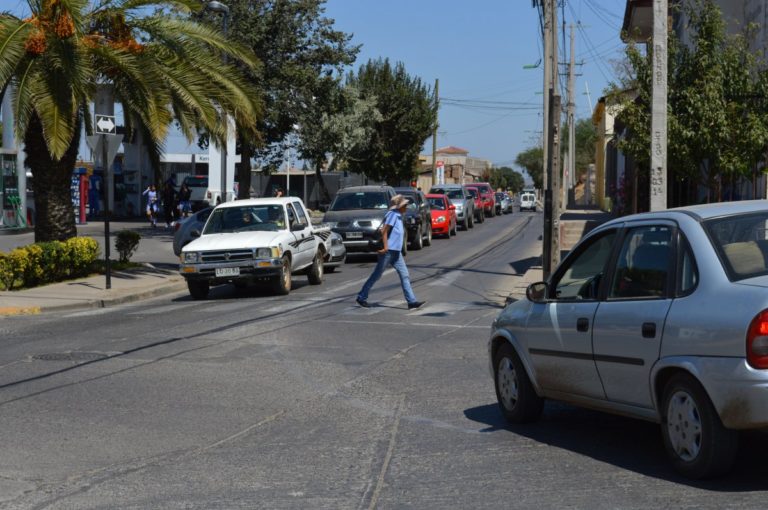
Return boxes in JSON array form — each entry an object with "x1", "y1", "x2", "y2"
[{"x1": 205, "y1": 1, "x2": 230, "y2": 204}]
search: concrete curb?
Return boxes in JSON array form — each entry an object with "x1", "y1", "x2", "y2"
[{"x1": 0, "y1": 278, "x2": 188, "y2": 316}]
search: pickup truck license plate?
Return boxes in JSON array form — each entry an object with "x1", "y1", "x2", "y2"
[
  {"x1": 215, "y1": 267, "x2": 240, "y2": 277},
  {"x1": 346, "y1": 232, "x2": 363, "y2": 239}
]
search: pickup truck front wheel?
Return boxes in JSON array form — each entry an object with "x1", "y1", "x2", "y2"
[
  {"x1": 272, "y1": 256, "x2": 292, "y2": 295},
  {"x1": 187, "y1": 280, "x2": 209, "y2": 300},
  {"x1": 308, "y1": 252, "x2": 324, "y2": 285}
]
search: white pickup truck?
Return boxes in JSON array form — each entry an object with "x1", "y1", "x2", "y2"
[{"x1": 179, "y1": 197, "x2": 330, "y2": 299}]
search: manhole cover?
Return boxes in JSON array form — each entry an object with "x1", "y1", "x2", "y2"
[{"x1": 33, "y1": 352, "x2": 108, "y2": 362}]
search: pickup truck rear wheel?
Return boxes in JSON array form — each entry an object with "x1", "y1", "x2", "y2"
[
  {"x1": 423, "y1": 224, "x2": 432, "y2": 246},
  {"x1": 272, "y1": 256, "x2": 292, "y2": 295},
  {"x1": 187, "y1": 280, "x2": 209, "y2": 300},
  {"x1": 411, "y1": 225, "x2": 423, "y2": 250},
  {"x1": 307, "y1": 252, "x2": 324, "y2": 285}
]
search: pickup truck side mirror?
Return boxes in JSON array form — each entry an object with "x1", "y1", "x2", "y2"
[
  {"x1": 290, "y1": 222, "x2": 305, "y2": 232},
  {"x1": 191, "y1": 229, "x2": 201, "y2": 238}
]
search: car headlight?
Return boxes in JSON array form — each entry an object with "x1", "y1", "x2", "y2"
[
  {"x1": 325, "y1": 221, "x2": 338, "y2": 229},
  {"x1": 454, "y1": 204, "x2": 463, "y2": 211},
  {"x1": 436, "y1": 215, "x2": 446, "y2": 223},
  {"x1": 407, "y1": 216, "x2": 416, "y2": 224},
  {"x1": 331, "y1": 237, "x2": 343, "y2": 246},
  {"x1": 255, "y1": 248, "x2": 272, "y2": 258},
  {"x1": 183, "y1": 252, "x2": 200, "y2": 263},
  {"x1": 369, "y1": 219, "x2": 382, "y2": 229}
]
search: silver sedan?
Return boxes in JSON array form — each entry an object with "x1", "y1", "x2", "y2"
[{"x1": 488, "y1": 200, "x2": 768, "y2": 479}]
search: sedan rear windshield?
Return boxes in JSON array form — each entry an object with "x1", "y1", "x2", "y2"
[
  {"x1": 705, "y1": 212, "x2": 768, "y2": 281},
  {"x1": 330, "y1": 192, "x2": 389, "y2": 211}
]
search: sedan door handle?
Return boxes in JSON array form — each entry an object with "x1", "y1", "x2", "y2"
[
  {"x1": 576, "y1": 317, "x2": 589, "y2": 332},
  {"x1": 642, "y1": 322, "x2": 657, "y2": 338}
]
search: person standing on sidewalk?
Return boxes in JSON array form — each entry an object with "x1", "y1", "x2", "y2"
[{"x1": 356, "y1": 195, "x2": 425, "y2": 310}]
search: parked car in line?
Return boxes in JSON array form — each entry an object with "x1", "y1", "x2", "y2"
[
  {"x1": 321, "y1": 185, "x2": 398, "y2": 253},
  {"x1": 520, "y1": 192, "x2": 537, "y2": 212},
  {"x1": 394, "y1": 187, "x2": 432, "y2": 250},
  {"x1": 472, "y1": 182, "x2": 497, "y2": 217},
  {"x1": 425, "y1": 193, "x2": 457, "y2": 238},
  {"x1": 429, "y1": 184, "x2": 474, "y2": 230},
  {"x1": 179, "y1": 197, "x2": 329, "y2": 298},
  {"x1": 173, "y1": 207, "x2": 213, "y2": 256},
  {"x1": 495, "y1": 192, "x2": 512, "y2": 215},
  {"x1": 465, "y1": 186, "x2": 485, "y2": 224},
  {"x1": 488, "y1": 201, "x2": 768, "y2": 479}
]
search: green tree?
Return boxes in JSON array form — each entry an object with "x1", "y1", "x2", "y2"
[
  {"x1": 614, "y1": 0, "x2": 768, "y2": 206},
  {"x1": 344, "y1": 59, "x2": 437, "y2": 184},
  {"x1": 488, "y1": 166, "x2": 524, "y2": 192},
  {"x1": 296, "y1": 80, "x2": 381, "y2": 203},
  {"x1": 515, "y1": 146, "x2": 544, "y2": 190},
  {"x1": 1, "y1": 0, "x2": 261, "y2": 241},
  {"x1": 203, "y1": 0, "x2": 359, "y2": 198}
]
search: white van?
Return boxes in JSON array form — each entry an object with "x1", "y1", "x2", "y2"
[{"x1": 520, "y1": 192, "x2": 537, "y2": 212}]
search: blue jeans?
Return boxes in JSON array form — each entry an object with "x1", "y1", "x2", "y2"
[{"x1": 357, "y1": 250, "x2": 417, "y2": 304}]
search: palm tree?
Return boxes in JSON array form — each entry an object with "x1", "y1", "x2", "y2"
[{"x1": 0, "y1": 0, "x2": 261, "y2": 241}]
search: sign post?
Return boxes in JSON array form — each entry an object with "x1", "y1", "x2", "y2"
[{"x1": 87, "y1": 114, "x2": 122, "y2": 289}]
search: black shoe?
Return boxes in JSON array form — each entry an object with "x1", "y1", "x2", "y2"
[
  {"x1": 407, "y1": 301, "x2": 426, "y2": 310},
  {"x1": 356, "y1": 298, "x2": 370, "y2": 308}
]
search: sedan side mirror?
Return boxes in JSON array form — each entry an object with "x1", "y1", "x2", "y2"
[
  {"x1": 526, "y1": 281, "x2": 549, "y2": 303},
  {"x1": 191, "y1": 229, "x2": 201, "y2": 239},
  {"x1": 449, "y1": 204, "x2": 456, "y2": 210}
]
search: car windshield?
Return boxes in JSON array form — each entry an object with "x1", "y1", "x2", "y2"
[
  {"x1": 495, "y1": 193, "x2": 505, "y2": 200},
  {"x1": 427, "y1": 197, "x2": 446, "y2": 210},
  {"x1": 431, "y1": 188, "x2": 463, "y2": 200},
  {"x1": 467, "y1": 188, "x2": 479, "y2": 198},
  {"x1": 203, "y1": 205, "x2": 286, "y2": 234},
  {"x1": 401, "y1": 193, "x2": 418, "y2": 210},
  {"x1": 184, "y1": 176, "x2": 208, "y2": 188},
  {"x1": 330, "y1": 192, "x2": 389, "y2": 210},
  {"x1": 705, "y1": 212, "x2": 768, "y2": 281}
]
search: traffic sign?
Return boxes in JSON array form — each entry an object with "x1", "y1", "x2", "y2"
[{"x1": 95, "y1": 114, "x2": 116, "y2": 134}]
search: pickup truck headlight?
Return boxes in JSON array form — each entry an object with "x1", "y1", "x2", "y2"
[
  {"x1": 255, "y1": 248, "x2": 272, "y2": 258},
  {"x1": 183, "y1": 252, "x2": 200, "y2": 263}
]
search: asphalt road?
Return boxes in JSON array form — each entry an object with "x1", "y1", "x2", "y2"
[{"x1": 2, "y1": 210, "x2": 768, "y2": 509}]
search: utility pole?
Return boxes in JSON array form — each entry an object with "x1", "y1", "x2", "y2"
[
  {"x1": 542, "y1": 0, "x2": 551, "y2": 191},
  {"x1": 650, "y1": 0, "x2": 668, "y2": 211},
  {"x1": 542, "y1": 0, "x2": 561, "y2": 279},
  {"x1": 566, "y1": 23, "x2": 576, "y2": 204},
  {"x1": 432, "y1": 78, "x2": 439, "y2": 187}
]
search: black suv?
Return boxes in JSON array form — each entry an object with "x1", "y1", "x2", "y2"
[
  {"x1": 322, "y1": 185, "x2": 397, "y2": 252},
  {"x1": 394, "y1": 187, "x2": 432, "y2": 250}
]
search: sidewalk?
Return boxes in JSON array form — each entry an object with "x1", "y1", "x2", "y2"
[{"x1": 0, "y1": 263, "x2": 187, "y2": 316}]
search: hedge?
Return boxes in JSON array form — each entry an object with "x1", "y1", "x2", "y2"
[{"x1": 0, "y1": 237, "x2": 100, "y2": 291}]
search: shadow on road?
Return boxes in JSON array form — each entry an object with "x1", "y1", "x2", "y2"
[{"x1": 464, "y1": 402, "x2": 768, "y2": 491}]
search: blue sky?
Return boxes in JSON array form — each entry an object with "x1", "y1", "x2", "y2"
[{"x1": 323, "y1": 0, "x2": 627, "y2": 168}]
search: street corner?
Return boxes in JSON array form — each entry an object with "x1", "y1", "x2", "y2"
[{"x1": 0, "y1": 305, "x2": 41, "y2": 316}]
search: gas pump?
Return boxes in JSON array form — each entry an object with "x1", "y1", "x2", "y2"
[
  {"x1": 0, "y1": 152, "x2": 25, "y2": 229},
  {"x1": 71, "y1": 167, "x2": 89, "y2": 224}
]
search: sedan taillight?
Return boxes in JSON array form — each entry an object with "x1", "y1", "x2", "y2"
[{"x1": 747, "y1": 310, "x2": 768, "y2": 369}]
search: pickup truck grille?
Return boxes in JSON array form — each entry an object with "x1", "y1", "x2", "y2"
[{"x1": 201, "y1": 249, "x2": 253, "y2": 263}]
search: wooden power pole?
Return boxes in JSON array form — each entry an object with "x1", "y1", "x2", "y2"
[
  {"x1": 542, "y1": 0, "x2": 561, "y2": 279},
  {"x1": 432, "y1": 78, "x2": 439, "y2": 187}
]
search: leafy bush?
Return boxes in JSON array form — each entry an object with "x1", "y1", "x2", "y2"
[
  {"x1": 66, "y1": 237, "x2": 99, "y2": 276},
  {"x1": 115, "y1": 230, "x2": 141, "y2": 263},
  {"x1": 0, "y1": 237, "x2": 100, "y2": 290}
]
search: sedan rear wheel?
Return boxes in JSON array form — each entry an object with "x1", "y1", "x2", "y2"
[
  {"x1": 423, "y1": 224, "x2": 432, "y2": 246},
  {"x1": 411, "y1": 225, "x2": 423, "y2": 250},
  {"x1": 494, "y1": 342, "x2": 543, "y2": 423},
  {"x1": 661, "y1": 373, "x2": 738, "y2": 479}
]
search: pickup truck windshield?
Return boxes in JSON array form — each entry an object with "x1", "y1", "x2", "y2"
[
  {"x1": 203, "y1": 205, "x2": 286, "y2": 234},
  {"x1": 431, "y1": 188, "x2": 463, "y2": 200},
  {"x1": 330, "y1": 192, "x2": 389, "y2": 210}
]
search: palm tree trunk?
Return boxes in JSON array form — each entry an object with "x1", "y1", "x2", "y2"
[{"x1": 24, "y1": 114, "x2": 80, "y2": 242}]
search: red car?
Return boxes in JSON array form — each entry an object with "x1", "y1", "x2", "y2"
[
  {"x1": 465, "y1": 186, "x2": 485, "y2": 223},
  {"x1": 425, "y1": 193, "x2": 457, "y2": 237},
  {"x1": 472, "y1": 182, "x2": 497, "y2": 217}
]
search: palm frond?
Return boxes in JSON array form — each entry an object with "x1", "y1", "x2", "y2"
[
  {"x1": 0, "y1": 17, "x2": 32, "y2": 90},
  {"x1": 12, "y1": 61, "x2": 36, "y2": 143},
  {"x1": 30, "y1": 73, "x2": 77, "y2": 160}
]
